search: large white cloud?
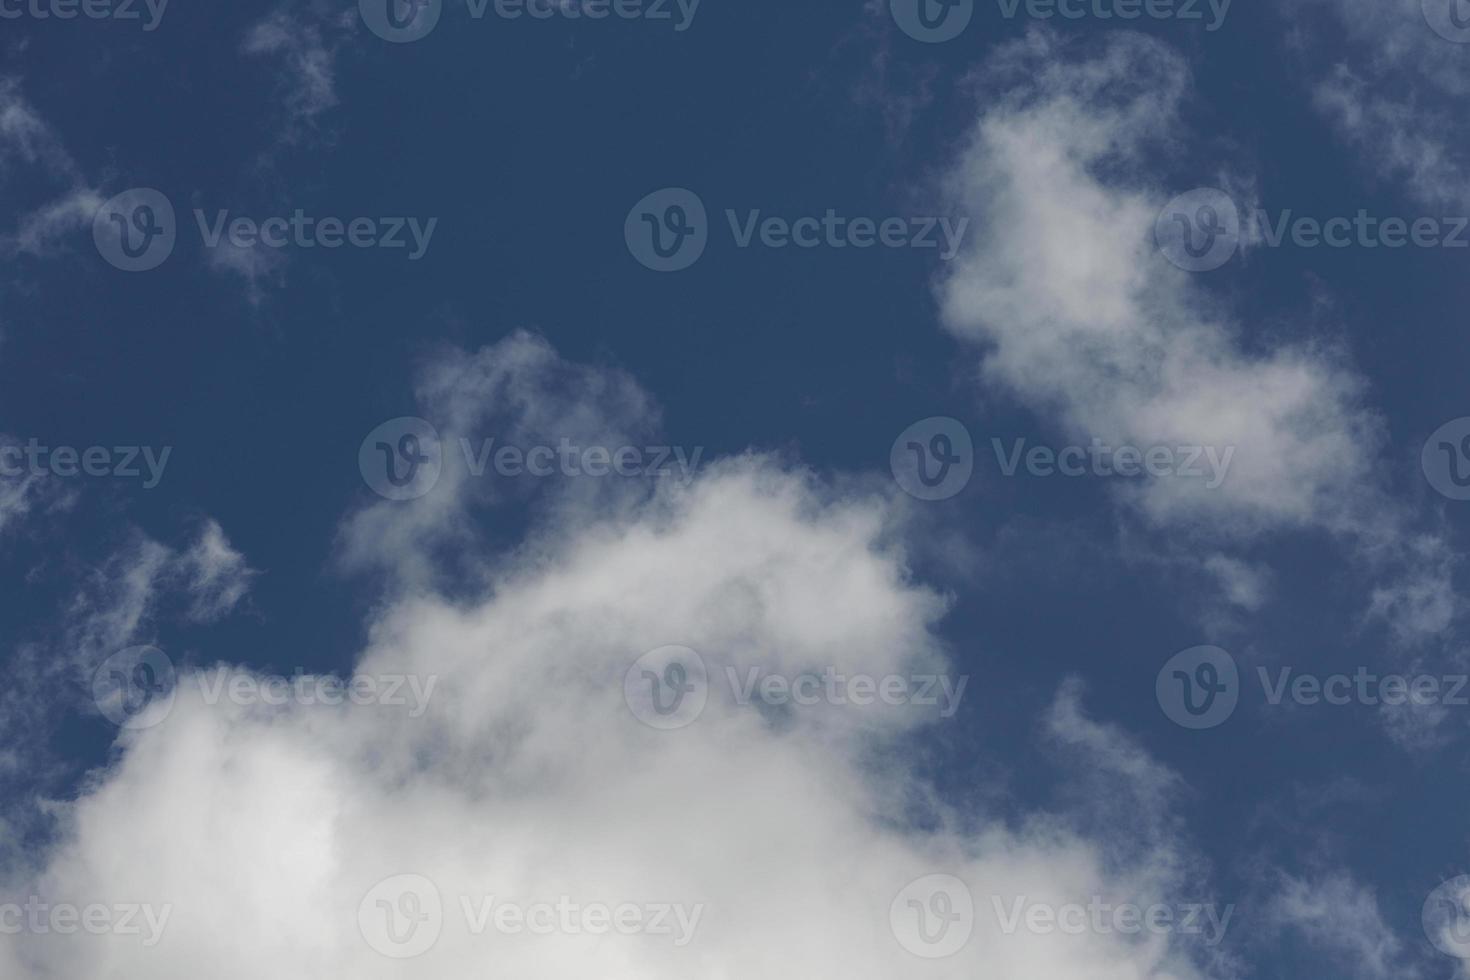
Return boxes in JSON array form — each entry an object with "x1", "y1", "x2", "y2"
[{"x1": 1, "y1": 336, "x2": 1224, "y2": 979}]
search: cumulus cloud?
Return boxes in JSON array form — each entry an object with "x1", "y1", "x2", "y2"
[
  {"x1": 1, "y1": 337, "x2": 1226, "y2": 979},
  {"x1": 934, "y1": 29, "x2": 1457, "y2": 647}
]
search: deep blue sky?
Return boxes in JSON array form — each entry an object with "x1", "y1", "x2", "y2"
[{"x1": 3, "y1": 2, "x2": 1470, "y2": 977}]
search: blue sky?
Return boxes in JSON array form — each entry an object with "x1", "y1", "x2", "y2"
[{"x1": 2, "y1": 0, "x2": 1470, "y2": 976}]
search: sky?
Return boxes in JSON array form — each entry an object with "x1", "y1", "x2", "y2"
[{"x1": 1, "y1": 0, "x2": 1470, "y2": 976}]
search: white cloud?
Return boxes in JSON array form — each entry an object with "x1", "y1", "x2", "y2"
[
  {"x1": 935, "y1": 29, "x2": 1457, "y2": 646},
  {"x1": 2, "y1": 338, "x2": 1225, "y2": 979},
  {"x1": 1287, "y1": 0, "x2": 1470, "y2": 209},
  {"x1": 1267, "y1": 871, "x2": 1418, "y2": 980},
  {"x1": 0, "y1": 79, "x2": 102, "y2": 258},
  {"x1": 242, "y1": 9, "x2": 354, "y2": 139}
]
